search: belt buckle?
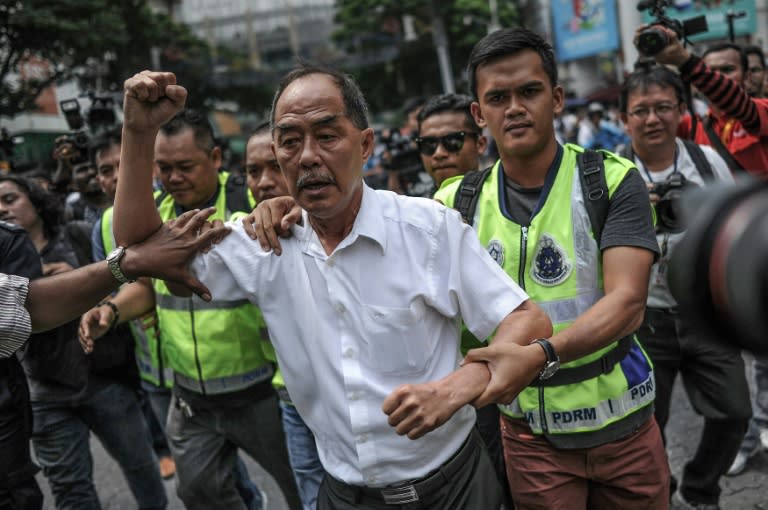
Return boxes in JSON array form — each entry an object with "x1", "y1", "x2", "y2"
[{"x1": 381, "y1": 484, "x2": 419, "y2": 505}]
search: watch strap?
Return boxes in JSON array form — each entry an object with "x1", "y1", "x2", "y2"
[{"x1": 532, "y1": 338, "x2": 557, "y2": 363}]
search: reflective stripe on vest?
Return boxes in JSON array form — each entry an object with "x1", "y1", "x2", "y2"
[
  {"x1": 174, "y1": 363, "x2": 274, "y2": 394},
  {"x1": 154, "y1": 293, "x2": 250, "y2": 311},
  {"x1": 538, "y1": 288, "x2": 604, "y2": 326},
  {"x1": 503, "y1": 369, "x2": 655, "y2": 433}
]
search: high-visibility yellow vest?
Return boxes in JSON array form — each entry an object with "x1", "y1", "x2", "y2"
[
  {"x1": 155, "y1": 172, "x2": 272, "y2": 395},
  {"x1": 436, "y1": 144, "x2": 655, "y2": 448}
]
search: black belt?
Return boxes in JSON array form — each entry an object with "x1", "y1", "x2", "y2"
[
  {"x1": 324, "y1": 429, "x2": 480, "y2": 505},
  {"x1": 530, "y1": 335, "x2": 633, "y2": 387}
]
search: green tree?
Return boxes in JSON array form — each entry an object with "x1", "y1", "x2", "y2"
[
  {"x1": 333, "y1": 0, "x2": 521, "y2": 112},
  {"x1": 0, "y1": 0, "x2": 209, "y2": 117}
]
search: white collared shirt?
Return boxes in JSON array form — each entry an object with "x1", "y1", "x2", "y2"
[{"x1": 192, "y1": 184, "x2": 527, "y2": 486}]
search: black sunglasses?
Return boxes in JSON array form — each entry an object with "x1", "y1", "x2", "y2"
[{"x1": 415, "y1": 131, "x2": 478, "y2": 156}]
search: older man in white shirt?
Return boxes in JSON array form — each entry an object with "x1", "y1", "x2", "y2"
[{"x1": 113, "y1": 65, "x2": 553, "y2": 510}]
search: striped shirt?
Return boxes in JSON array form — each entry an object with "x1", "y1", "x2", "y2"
[
  {"x1": 678, "y1": 54, "x2": 768, "y2": 176},
  {"x1": 0, "y1": 273, "x2": 31, "y2": 358}
]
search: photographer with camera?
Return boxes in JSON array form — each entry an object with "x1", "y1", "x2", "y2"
[
  {"x1": 383, "y1": 96, "x2": 435, "y2": 197},
  {"x1": 619, "y1": 64, "x2": 750, "y2": 510},
  {"x1": 634, "y1": 18, "x2": 768, "y2": 177}
]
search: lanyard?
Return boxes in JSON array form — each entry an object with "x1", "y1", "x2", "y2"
[{"x1": 639, "y1": 145, "x2": 678, "y2": 184}]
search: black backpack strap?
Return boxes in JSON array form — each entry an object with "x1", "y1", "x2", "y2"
[
  {"x1": 577, "y1": 149, "x2": 609, "y2": 245},
  {"x1": 225, "y1": 172, "x2": 251, "y2": 213},
  {"x1": 702, "y1": 116, "x2": 746, "y2": 173},
  {"x1": 454, "y1": 166, "x2": 493, "y2": 226},
  {"x1": 681, "y1": 139, "x2": 715, "y2": 182}
]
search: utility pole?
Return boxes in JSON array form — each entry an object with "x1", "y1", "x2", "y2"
[
  {"x1": 429, "y1": 0, "x2": 455, "y2": 93},
  {"x1": 488, "y1": 0, "x2": 501, "y2": 33}
]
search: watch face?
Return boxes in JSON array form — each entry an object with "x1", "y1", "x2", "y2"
[
  {"x1": 539, "y1": 360, "x2": 560, "y2": 380},
  {"x1": 107, "y1": 247, "x2": 123, "y2": 261}
]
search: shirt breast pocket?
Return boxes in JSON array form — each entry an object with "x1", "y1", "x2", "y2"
[{"x1": 363, "y1": 300, "x2": 431, "y2": 375}]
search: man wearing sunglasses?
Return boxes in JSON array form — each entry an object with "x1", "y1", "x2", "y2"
[
  {"x1": 637, "y1": 27, "x2": 768, "y2": 177},
  {"x1": 415, "y1": 94, "x2": 487, "y2": 190}
]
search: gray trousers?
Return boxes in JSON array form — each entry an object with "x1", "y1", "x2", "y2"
[
  {"x1": 317, "y1": 430, "x2": 502, "y2": 510},
  {"x1": 167, "y1": 390, "x2": 302, "y2": 510}
]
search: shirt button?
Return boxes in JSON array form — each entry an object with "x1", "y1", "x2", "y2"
[
  {"x1": 343, "y1": 348, "x2": 354, "y2": 359},
  {"x1": 358, "y1": 434, "x2": 367, "y2": 444},
  {"x1": 327, "y1": 257, "x2": 335, "y2": 267},
  {"x1": 367, "y1": 475, "x2": 377, "y2": 484},
  {"x1": 335, "y1": 303, "x2": 345, "y2": 313}
]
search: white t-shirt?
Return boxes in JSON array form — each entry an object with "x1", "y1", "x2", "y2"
[
  {"x1": 633, "y1": 139, "x2": 733, "y2": 308},
  {"x1": 192, "y1": 184, "x2": 528, "y2": 486}
]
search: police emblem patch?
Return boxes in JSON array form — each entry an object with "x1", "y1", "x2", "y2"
[
  {"x1": 487, "y1": 239, "x2": 505, "y2": 267},
  {"x1": 530, "y1": 234, "x2": 571, "y2": 286}
]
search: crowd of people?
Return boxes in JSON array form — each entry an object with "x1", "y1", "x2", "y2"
[{"x1": 0, "y1": 21, "x2": 766, "y2": 510}]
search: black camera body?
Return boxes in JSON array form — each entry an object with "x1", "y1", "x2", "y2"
[
  {"x1": 382, "y1": 129, "x2": 432, "y2": 198},
  {"x1": 58, "y1": 92, "x2": 118, "y2": 152},
  {"x1": 636, "y1": 0, "x2": 707, "y2": 56},
  {"x1": 652, "y1": 173, "x2": 698, "y2": 233}
]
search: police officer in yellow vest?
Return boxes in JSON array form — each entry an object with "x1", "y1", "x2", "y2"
[
  {"x1": 83, "y1": 110, "x2": 301, "y2": 510},
  {"x1": 435, "y1": 28, "x2": 670, "y2": 509}
]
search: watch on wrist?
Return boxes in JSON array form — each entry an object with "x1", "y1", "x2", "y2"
[
  {"x1": 532, "y1": 338, "x2": 560, "y2": 380},
  {"x1": 106, "y1": 246, "x2": 136, "y2": 284}
]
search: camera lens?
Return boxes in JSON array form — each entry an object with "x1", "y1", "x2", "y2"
[
  {"x1": 637, "y1": 27, "x2": 669, "y2": 56},
  {"x1": 669, "y1": 179, "x2": 768, "y2": 354}
]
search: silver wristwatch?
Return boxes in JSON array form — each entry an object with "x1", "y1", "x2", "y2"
[
  {"x1": 533, "y1": 338, "x2": 560, "y2": 380},
  {"x1": 106, "y1": 246, "x2": 135, "y2": 284}
]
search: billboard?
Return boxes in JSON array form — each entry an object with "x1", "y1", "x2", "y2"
[
  {"x1": 551, "y1": 0, "x2": 620, "y2": 62},
  {"x1": 640, "y1": 0, "x2": 757, "y2": 42}
]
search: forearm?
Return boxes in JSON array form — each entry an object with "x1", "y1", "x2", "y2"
[
  {"x1": 437, "y1": 362, "x2": 490, "y2": 411},
  {"x1": 108, "y1": 279, "x2": 156, "y2": 324},
  {"x1": 114, "y1": 127, "x2": 163, "y2": 246},
  {"x1": 27, "y1": 261, "x2": 119, "y2": 332},
  {"x1": 550, "y1": 287, "x2": 646, "y2": 363},
  {"x1": 493, "y1": 299, "x2": 553, "y2": 347},
  {"x1": 681, "y1": 55, "x2": 761, "y2": 133}
]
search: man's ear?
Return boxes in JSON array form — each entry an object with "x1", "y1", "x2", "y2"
[
  {"x1": 553, "y1": 85, "x2": 565, "y2": 116},
  {"x1": 210, "y1": 146, "x2": 223, "y2": 171},
  {"x1": 476, "y1": 134, "x2": 488, "y2": 155},
  {"x1": 361, "y1": 127, "x2": 375, "y2": 162},
  {"x1": 471, "y1": 102, "x2": 486, "y2": 129}
]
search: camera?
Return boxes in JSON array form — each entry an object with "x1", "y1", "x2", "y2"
[
  {"x1": 58, "y1": 92, "x2": 118, "y2": 158},
  {"x1": 651, "y1": 173, "x2": 697, "y2": 233},
  {"x1": 636, "y1": 0, "x2": 708, "y2": 56},
  {"x1": 382, "y1": 128, "x2": 433, "y2": 198},
  {"x1": 669, "y1": 178, "x2": 768, "y2": 355}
]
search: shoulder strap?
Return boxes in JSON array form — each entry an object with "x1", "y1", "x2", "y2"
[
  {"x1": 681, "y1": 139, "x2": 715, "y2": 182},
  {"x1": 577, "y1": 149, "x2": 609, "y2": 245},
  {"x1": 225, "y1": 173, "x2": 251, "y2": 213},
  {"x1": 454, "y1": 166, "x2": 493, "y2": 226},
  {"x1": 702, "y1": 116, "x2": 746, "y2": 173}
]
